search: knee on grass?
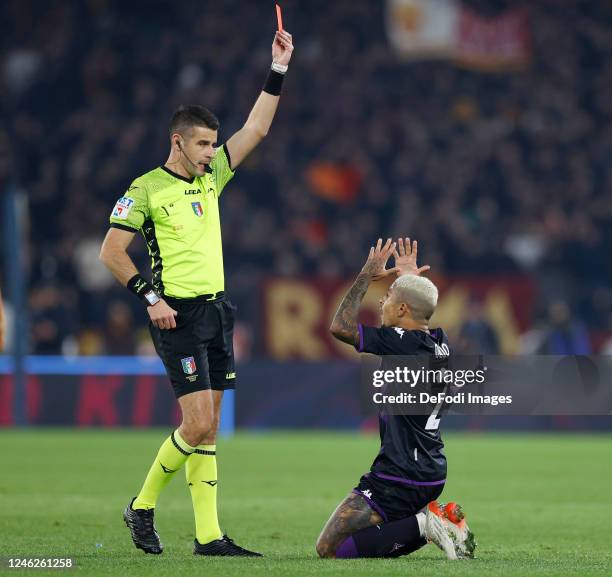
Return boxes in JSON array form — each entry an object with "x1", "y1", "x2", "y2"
[{"x1": 315, "y1": 537, "x2": 337, "y2": 559}]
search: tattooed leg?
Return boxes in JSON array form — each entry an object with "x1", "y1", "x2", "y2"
[{"x1": 316, "y1": 492, "x2": 383, "y2": 558}]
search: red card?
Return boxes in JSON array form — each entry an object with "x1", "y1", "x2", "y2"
[{"x1": 276, "y1": 3, "x2": 284, "y2": 31}]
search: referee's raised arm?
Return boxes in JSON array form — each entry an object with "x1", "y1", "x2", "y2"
[{"x1": 225, "y1": 30, "x2": 294, "y2": 169}]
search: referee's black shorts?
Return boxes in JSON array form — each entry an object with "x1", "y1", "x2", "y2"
[{"x1": 149, "y1": 294, "x2": 236, "y2": 398}]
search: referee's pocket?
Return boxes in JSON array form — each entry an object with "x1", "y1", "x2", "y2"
[{"x1": 157, "y1": 198, "x2": 193, "y2": 240}]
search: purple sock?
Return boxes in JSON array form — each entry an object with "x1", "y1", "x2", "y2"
[{"x1": 335, "y1": 515, "x2": 426, "y2": 558}]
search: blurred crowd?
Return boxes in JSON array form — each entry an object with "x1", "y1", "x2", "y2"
[{"x1": 2, "y1": 0, "x2": 612, "y2": 355}]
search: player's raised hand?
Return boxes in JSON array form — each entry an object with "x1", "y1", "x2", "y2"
[
  {"x1": 393, "y1": 238, "x2": 431, "y2": 277},
  {"x1": 148, "y1": 299, "x2": 179, "y2": 330},
  {"x1": 361, "y1": 238, "x2": 400, "y2": 280},
  {"x1": 272, "y1": 30, "x2": 294, "y2": 66}
]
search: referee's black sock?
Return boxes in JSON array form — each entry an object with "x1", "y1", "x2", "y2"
[{"x1": 335, "y1": 515, "x2": 426, "y2": 558}]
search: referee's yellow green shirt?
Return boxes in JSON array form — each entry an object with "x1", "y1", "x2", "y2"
[{"x1": 109, "y1": 145, "x2": 234, "y2": 298}]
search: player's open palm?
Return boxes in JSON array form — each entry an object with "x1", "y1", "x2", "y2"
[
  {"x1": 362, "y1": 238, "x2": 399, "y2": 280},
  {"x1": 148, "y1": 299, "x2": 178, "y2": 330},
  {"x1": 393, "y1": 238, "x2": 431, "y2": 277},
  {"x1": 272, "y1": 30, "x2": 294, "y2": 66}
]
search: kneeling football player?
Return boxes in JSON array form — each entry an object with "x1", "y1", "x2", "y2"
[{"x1": 316, "y1": 238, "x2": 476, "y2": 560}]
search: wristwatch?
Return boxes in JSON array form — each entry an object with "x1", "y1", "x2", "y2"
[{"x1": 144, "y1": 290, "x2": 161, "y2": 306}]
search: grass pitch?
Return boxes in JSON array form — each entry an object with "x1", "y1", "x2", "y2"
[{"x1": 0, "y1": 430, "x2": 611, "y2": 576}]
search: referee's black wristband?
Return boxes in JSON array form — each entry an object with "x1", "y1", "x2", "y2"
[
  {"x1": 127, "y1": 274, "x2": 160, "y2": 307},
  {"x1": 263, "y1": 69, "x2": 285, "y2": 96}
]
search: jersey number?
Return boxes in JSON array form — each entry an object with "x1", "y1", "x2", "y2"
[{"x1": 425, "y1": 384, "x2": 448, "y2": 431}]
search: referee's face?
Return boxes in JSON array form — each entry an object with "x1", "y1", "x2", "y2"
[{"x1": 183, "y1": 126, "x2": 218, "y2": 177}]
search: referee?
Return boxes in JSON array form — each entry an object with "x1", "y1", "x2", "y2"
[{"x1": 100, "y1": 29, "x2": 294, "y2": 557}]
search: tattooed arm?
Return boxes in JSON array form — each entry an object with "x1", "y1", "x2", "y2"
[
  {"x1": 330, "y1": 238, "x2": 398, "y2": 346},
  {"x1": 329, "y1": 274, "x2": 370, "y2": 346},
  {"x1": 316, "y1": 492, "x2": 384, "y2": 558}
]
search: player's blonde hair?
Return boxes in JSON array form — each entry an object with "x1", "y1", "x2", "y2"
[{"x1": 390, "y1": 274, "x2": 438, "y2": 321}]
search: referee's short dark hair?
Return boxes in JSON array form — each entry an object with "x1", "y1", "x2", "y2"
[{"x1": 170, "y1": 105, "x2": 220, "y2": 136}]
